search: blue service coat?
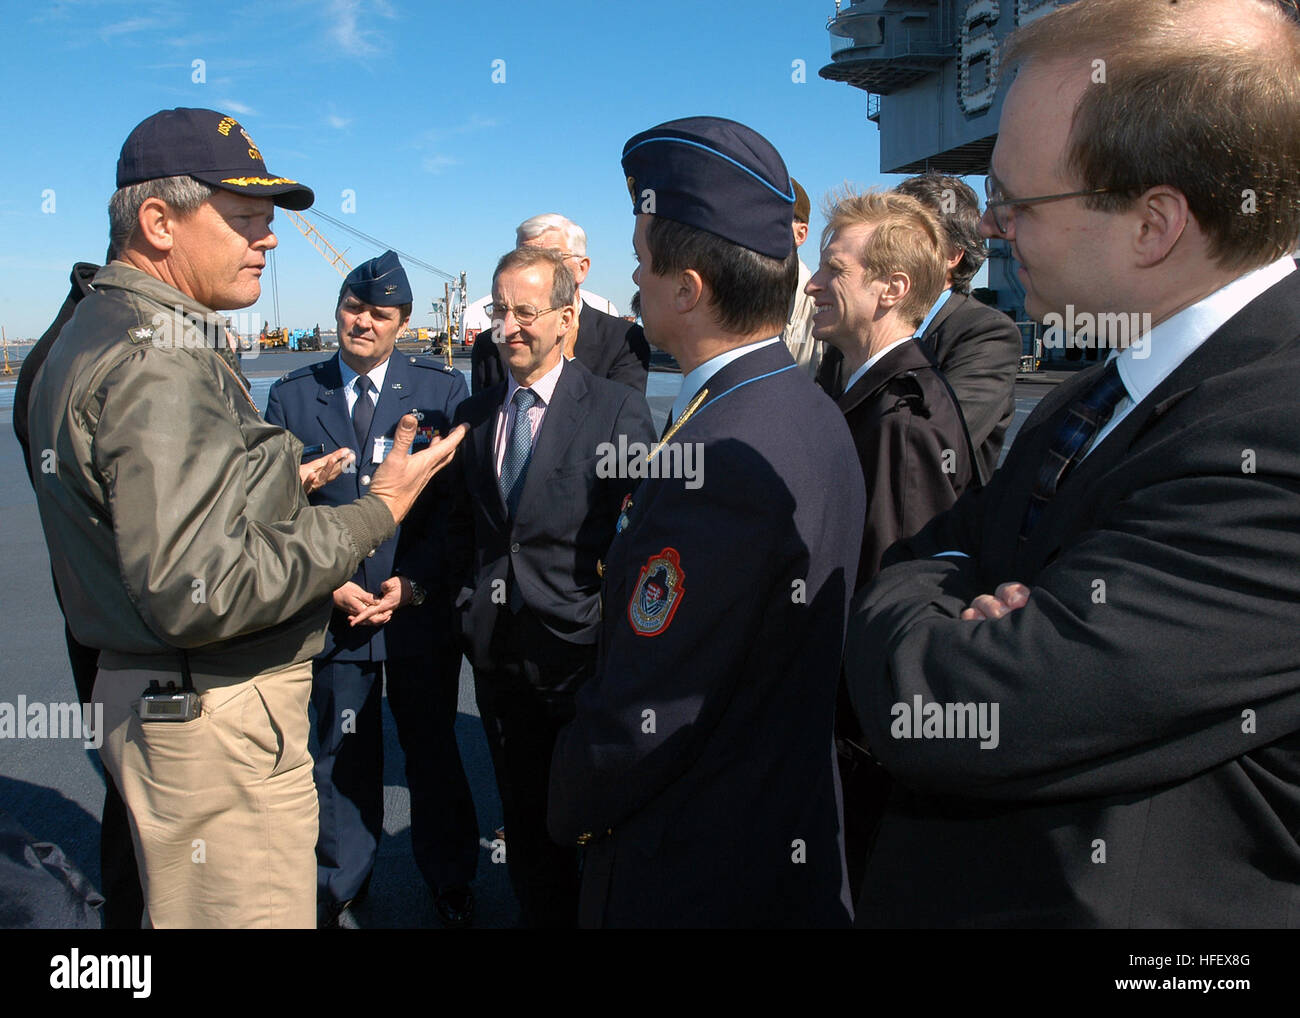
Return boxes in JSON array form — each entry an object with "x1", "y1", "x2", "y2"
[
  {"x1": 547, "y1": 341, "x2": 867, "y2": 927},
  {"x1": 266, "y1": 352, "x2": 468, "y2": 661}
]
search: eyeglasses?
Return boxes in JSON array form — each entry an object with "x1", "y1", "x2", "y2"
[
  {"x1": 488, "y1": 302, "x2": 562, "y2": 325},
  {"x1": 984, "y1": 175, "x2": 1114, "y2": 234}
]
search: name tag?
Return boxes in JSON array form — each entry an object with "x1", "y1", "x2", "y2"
[{"x1": 373, "y1": 436, "x2": 394, "y2": 463}]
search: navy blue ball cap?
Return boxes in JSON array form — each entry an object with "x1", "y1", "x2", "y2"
[
  {"x1": 116, "y1": 107, "x2": 314, "y2": 211},
  {"x1": 621, "y1": 116, "x2": 795, "y2": 260},
  {"x1": 342, "y1": 250, "x2": 412, "y2": 307}
]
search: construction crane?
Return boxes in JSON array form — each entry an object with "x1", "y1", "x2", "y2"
[
  {"x1": 266, "y1": 207, "x2": 465, "y2": 366},
  {"x1": 284, "y1": 210, "x2": 352, "y2": 277}
]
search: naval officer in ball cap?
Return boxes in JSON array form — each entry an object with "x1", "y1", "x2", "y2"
[
  {"x1": 549, "y1": 116, "x2": 866, "y2": 927},
  {"x1": 266, "y1": 251, "x2": 479, "y2": 927},
  {"x1": 115, "y1": 106, "x2": 315, "y2": 209},
  {"x1": 26, "y1": 108, "x2": 464, "y2": 927}
]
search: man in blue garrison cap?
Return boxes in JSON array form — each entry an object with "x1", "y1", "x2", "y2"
[
  {"x1": 266, "y1": 251, "x2": 479, "y2": 928},
  {"x1": 548, "y1": 117, "x2": 867, "y2": 927}
]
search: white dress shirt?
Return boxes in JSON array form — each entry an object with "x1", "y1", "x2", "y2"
[
  {"x1": 1085, "y1": 255, "x2": 1296, "y2": 460},
  {"x1": 841, "y1": 335, "x2": 917, "y2": 396}
]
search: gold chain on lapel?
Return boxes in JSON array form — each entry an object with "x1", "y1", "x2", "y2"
[{"x1": 650, "y1": 386, "x2": 708, "y2": 461}]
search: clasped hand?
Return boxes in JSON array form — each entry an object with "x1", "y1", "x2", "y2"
[
  {"x1": 332, "y1": 577, "x2": 413, "y2": 627},
  {"x1": 960, "y1": 581, "x2": 1031, "y2": 621}
]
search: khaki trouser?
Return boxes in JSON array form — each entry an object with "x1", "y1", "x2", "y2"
[{"x1": 94, "y1": 659, "x2": 317, "y2": 928}]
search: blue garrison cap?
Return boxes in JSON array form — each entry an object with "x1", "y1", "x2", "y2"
[
  {"x1": 342, "y1": 250, "x2": 412, "y2": 306},
  {"x1": 621, "y1": 116, "x2": 795, "y2": 260}
]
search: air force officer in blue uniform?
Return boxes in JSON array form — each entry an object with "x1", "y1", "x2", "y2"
[{"x1": 266, "y1": 252, "x2": 478, "y2": 926}]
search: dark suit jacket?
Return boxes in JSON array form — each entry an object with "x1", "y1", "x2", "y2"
[
  {"x1": 920, "y1": 291, "x2": 1021, "y2": 484},
  {"x1": 549, "y1": 341, "x2": 866, "y2": 928},
  {"x1": 817, "y1": 292, "x2": 1020, "y2": 484},
  {"x1": 265, "y1": 352, "x2": 467, "y2": 661},
  {"x1": 840, "y1": 338, "x2": 974, "y2": 590},
  {"x1": 449, "y1": 358, "x2": 654, "y2": 674},
  {"x1": 845, "y1": 270, "x2": 1300, "y2": 928},
  {"x1": 471, "y1": 301, "x2": 651, "y2": 395}
]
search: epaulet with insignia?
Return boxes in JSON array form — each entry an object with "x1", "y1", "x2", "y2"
[
  {"x1": 277, "y1": 363, "x2": 316, "y2": 384},
  {"x1": 126, "y1": 325, "x2": 155, "y2": 345},
  {"x1": 406, "y1": 355, "x2": 457, "y2": 374}
]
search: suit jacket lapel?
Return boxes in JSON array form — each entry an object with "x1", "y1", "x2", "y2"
[
  {"x1": 515, "y1": 361, "x2": 587, "y2": 520},
  {"x1": 836, "y1": 339, "x2": 929, "y2": 416},
  {"x1": 921, "y1": 290, "x2": 962, "y2": 354},
  {"x1": 367, "y1": 354, "x2": 416, "y2": 467},
  {"x1": 315, "y1": 357, "x2": 355, "y2": 452},
  {"x1": 573, "y1": 303, "x2": 597, "y2": 369},
  {"x1": 1019, "y1": 271, "x2": 1300, "y2": 572},
  {"x1": 472, "y1": 382, "x2": 509, "y2": 523}
]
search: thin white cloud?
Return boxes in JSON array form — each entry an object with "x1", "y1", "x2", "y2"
[
  {"x1": 413, "y1": 115, "x2": 500, "y2": 147},
  {"x1": 219, "y1": 100, "x2": 257, "y2": 116},
  {"x1": 326, "y1": 0, "x2": 397, "y2": 58},
  {"x1": 327, "y1": 114, "x2": 351, "y2": 129},
  {"x1": 422, "y1": 154, "x2": 459, "y2": 174},
  {"x1": 458, "y1": 114, "x2": 498, "y2": 133},
  {"x1": 99, "y1": 16, "x2": 160, "y2": 40}
]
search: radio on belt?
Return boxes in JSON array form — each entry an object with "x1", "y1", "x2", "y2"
[{"x1": 136, "y1": 679, "x2": 201, "y2": 722}]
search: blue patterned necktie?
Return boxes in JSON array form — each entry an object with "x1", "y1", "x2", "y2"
[
  {"x1": 1021, "y1": 359, "x2": 1127, "y2": 540},
  {"x1": 352, "y1": 375, "x2": 374, "y2": 449},
  {"x1": 499, "y1": 387, "x2": 538, "y2": 516}
]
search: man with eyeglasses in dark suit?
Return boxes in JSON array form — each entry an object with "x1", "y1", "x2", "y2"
[
  {"x1": 470, "y1": 213, "x2": 651, "y2": 395},
  {"x1": 449, "y1": 246, "x2": 653, "y2": 927}
]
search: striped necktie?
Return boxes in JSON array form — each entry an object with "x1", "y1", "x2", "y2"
[
  {"x1": 1020, "y1": 359, "x2": 1127, "y2": 540},
  {"x1": 499, "y1": 387, "x2": 538, "y2": 516}
]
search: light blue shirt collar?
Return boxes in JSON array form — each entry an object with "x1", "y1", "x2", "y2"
[
  {"x1": 670, "y1": 337, "x2": 782, "y2": 423},
  {"x1": 915, "y1": 287, "x2": 954, "y2": 339},
  {"x1": 337, "y1": 352, "x2": 391, "y2": 413}
]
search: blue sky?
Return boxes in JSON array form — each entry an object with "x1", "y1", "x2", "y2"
[{"x1": 1, "y1": 0, "x2": 896, "y2": 339}]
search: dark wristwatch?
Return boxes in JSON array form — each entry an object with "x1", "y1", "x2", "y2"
[{"x1": 406, "y1": 579, "x2": 427, "y2": 608}]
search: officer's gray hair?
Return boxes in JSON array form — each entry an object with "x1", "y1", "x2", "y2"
[
  {"x1": 107, "y1": 175, "x2": 217, "y2": 257},
  {"x1": 515, "y1": 213, "x2": 587, "y2": 257}
]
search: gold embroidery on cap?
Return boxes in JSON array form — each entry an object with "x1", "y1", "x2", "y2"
[{"x1": 220, "y1": 176, "x2": 298, "y2": 186}]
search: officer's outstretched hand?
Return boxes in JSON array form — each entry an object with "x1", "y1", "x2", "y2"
[{"x1": 368, "y1": 414, "x2": 468, "y2": 526}]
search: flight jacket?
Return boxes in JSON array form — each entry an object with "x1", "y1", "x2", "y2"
[{"x1": 26, "y1": 262, "x2": 395, "y2": 677}]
